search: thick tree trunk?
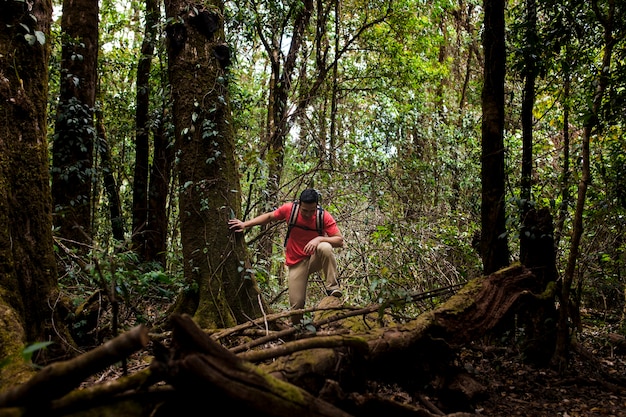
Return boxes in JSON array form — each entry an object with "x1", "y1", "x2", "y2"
[
  {"x1": 164, "y1": 0, "x2": 268, "y2": 328},
  {"x1": 0, "y1": 0, "x2": 74, "y2": 381}
]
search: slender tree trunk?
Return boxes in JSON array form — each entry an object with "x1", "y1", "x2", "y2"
[
  {"x1": 266, "y1": 0, "x2": 313, "y2": 195},
  {"x1": 0, "y1": 0, "x2": 73, "y2": 374},
  {"x1": 132, "y1": 0, "x2": 160, "y2": 260},
  {"x1": 165, "y1": 0, "x2": 267, "y2": 328},
  {"x1": 328, "y1": 0, "x2": 340, "y2": 167},
  {"x1": 51, "y1": 0, "x2": 98, "y2": 249},
  {"x1": 519, "y1": 0, "x2": 537, "y2": 263},
  {"x1": 253, "y1": 0, "x2": 314, "y2": 279},
  {"x1": 146, "y1": 107, "x2": 173, "y2": 267},
  {"x1": 96, "y1": 110, "x2": 125, "y2": 243},
  {"x1": 552, "y1": 0, "x2": 616, "y2": 370},
  {"x1": 554, "y1": 45, "x2": 571, "y2": 250},
  {"x1": 480, "y1": 0, "x2": 510, "y2": 274}
]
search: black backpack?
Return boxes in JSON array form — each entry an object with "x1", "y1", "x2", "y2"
[{"x1": 283, "y1": 200, "x2": 324, "y2": 247}]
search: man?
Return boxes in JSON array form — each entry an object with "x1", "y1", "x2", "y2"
[{"x1": 228, "y1": 189, "x2": 343, "y2": 324}]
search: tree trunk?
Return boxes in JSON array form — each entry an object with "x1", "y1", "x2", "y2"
[
  {"x1": 252, "y1": 0, "x2": 314, "y2": 281},
  {"x1": 164, "y1": 0, "x2": 268, "y2": 328},
  {"x1": 519, "y1": 207, "x2": 558, "y2": 365},
  {"x1": 553, "y1": 0, "x2": 616, "y2": 370},
  {"x1": 554, "y1": 45, "x2": 571, "y2": 251},
  {"x1": 0, "y1": 0, "x2": 73, "y2": 384},
  {"x1": 480, "y1": 0, "x2": 510, "y2": 274},
  {"x1": 132, "y1": 0, "x2": 160, "y2": 261},
  {"x1": 96, "y1": 109, "x2": 125, "y2": 243},
  {"x1": 146, "y1": 108, "x2": 173, "y2": 267},
  {"x1": 51, "y1": 0, "x2": 98, "y2": 249},
  {"x1": 519, "y1": 0, "x2": 537, "y2": 262}
]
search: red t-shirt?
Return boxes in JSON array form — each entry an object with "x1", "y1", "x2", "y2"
[{"x1": 274, "y1": 202, "x2": 340, "y2": 266}]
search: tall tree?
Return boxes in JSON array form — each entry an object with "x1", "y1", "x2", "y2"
[
  {"x1": 96, "y1": 108, "x2": 125, "y2": 243},
  {"x1": 164, "y1": 0, "x2": 267, "y2": 328},
  {"x1": 51, "y1": 0, "x2": 99, "y2": 249},
  {"x1": 132, "y1": 0, "x2": 160, "y2": 261},
  {"x1": 552, "y1": 0, "x2": 617, "y2": 369},
  {"x1": 145, "y1": 5, "x2": 173, "y2": 268},
  {"x1": 480, "y1": 0, "x2": 510, "y2": 274},
  {"x1": 242, "y1": 0, "x2": 314, "y2": 279},
  {"x1": 0, "y1": 0, "x2": 72, "y2": 382},
  {"x1": 260, "y1": 0, "x2": 313, "y2": 196},
  {"x1": 518, "y1": 0, "x2": 538, "y2": 262}
]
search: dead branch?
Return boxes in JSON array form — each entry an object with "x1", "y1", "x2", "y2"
[
  {"x1": 157, "y1": 314, "x2": 356, "y2": 417},
  {"x1": 238, "y1": 335, "x2": 369, "y2": 363},
  {"x1": 0, "y1": 324, "x2": 149, "y2": 408}
]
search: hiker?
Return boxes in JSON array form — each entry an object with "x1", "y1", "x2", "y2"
[{"x1": 228, "y1": 189, "x2": 344, "y2": 324}]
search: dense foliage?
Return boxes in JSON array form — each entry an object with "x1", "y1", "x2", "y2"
[{"x1": 47, "y1": 0, "x2": 626, "y2": 336}]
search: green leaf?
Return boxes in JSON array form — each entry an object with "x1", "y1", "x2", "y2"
[
  {"x1": 22, "y1": 341, "x2": 54, "y2": 362},
  {"x1": 35, "y1": 31, "x2": 46, "y2": 45}
]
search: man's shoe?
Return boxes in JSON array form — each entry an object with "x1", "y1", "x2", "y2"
[{"x1": 327, "y1": 288, "x2": 342, "y2": 298}]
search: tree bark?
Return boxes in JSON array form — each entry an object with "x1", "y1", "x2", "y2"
[
  {"x1": 146, "y1": 109, "x2": 173, "y2": 267},
  {"x1": 0, "y1": 0, "x2": 73, "y2": 379},
  {"x1": 51, "y1": 0, "x2": 99, "y2": 248},
  {"x1": 480, "y1": 0, "x2": 510, "y2": 274},
  {"x1": 96, "y1": 112, "x2": 125, "y2": 243},
  {"x1": 164, "y1": 0, "x2": 268, "y2": 328},
  {"x1": 132, "y1": 0, "x2": 160, "y2": 261},
  {"x1": 519, "y1": 0, "x2": 537, "y2": 262}
]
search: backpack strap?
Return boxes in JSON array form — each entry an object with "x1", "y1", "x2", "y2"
[
  {"x1": 284, "y1": 201, "x2": 300, "y2": 247},
  {"x1": 283, "y1": 200, "x2": 325, "y2": 247},
  {"x1": 315, "y1": 205, "x2": 324, "y2": 236}
]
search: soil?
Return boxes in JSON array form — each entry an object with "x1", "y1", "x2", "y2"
[
  {"x1": 460, "y1": 322, "x2": 626, "y2": 416},
  {"x1": 351, "y1": 324, "x2": 626, "y2": 417}
]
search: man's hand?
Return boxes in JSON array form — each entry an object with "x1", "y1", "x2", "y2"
[
  {"x1": 228, "y1": 219, "x2": 245, "y2": 233},
  {"x1": 303, "y1": 236, "x2": 321, "y2": 254}
]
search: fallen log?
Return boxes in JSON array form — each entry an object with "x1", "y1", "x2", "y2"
[
  {"x1": 260, "y1": 264, "x2": 541, "y2": 394},
  {"x1": 150, "y1": 314, "x2": 355, "y2": 417}
]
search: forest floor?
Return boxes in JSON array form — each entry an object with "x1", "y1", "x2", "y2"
[
  {"x1": 88, "y1": 308, "x2": 626, "y2": 417},
  {"x1": 458, "y1": 316, "x2": 626, "y2": 416}
]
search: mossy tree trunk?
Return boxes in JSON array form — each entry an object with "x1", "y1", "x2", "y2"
[
  {"x1": 0, "y1": 0, "x2": 73, "y2": 385},
  {"x1": 164, "y1": 0, "x2": 268, "y2": 328}
]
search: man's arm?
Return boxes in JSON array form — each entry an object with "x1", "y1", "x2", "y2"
[
  {"x1": 228, "y1": 211, "x2": 276, "y2": 233},
  {"x1": 322, "y1": 232, "x2": 344, "y2": 248},
  {"x1": 302, "y1": 232, "x2": 344, "y2": 254}
]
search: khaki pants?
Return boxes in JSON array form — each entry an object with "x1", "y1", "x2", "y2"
[{"x1": 287, "y1": 242, "x2": 339, "y2": 324}]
